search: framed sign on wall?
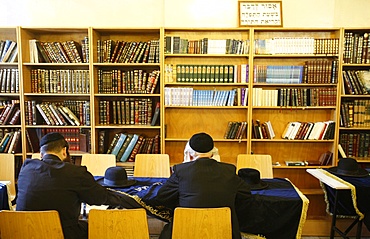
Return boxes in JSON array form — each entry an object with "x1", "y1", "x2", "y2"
[{"x1": 238, "y1": 1, "x2": 283, "y2": 27}]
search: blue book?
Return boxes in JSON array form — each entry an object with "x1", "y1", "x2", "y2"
[
  {"x1": 119, "y1": 134, "x2": 139, "y2": 162},
  {"x1": 111, "y1": 133, "x2": 127, "y2": 157}
]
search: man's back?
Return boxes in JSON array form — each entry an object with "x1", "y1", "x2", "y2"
[
  {"x1": 175, "y1": 158, "x2": 245, "y2": 208},
  {"x1": 155, "y1": 158, "x2": 251, "y2": 239},
  {"x1": 16, "y1": 154, "x2": 117, "y2": 239}
]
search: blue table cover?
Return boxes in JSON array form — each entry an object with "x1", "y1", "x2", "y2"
[
  {"x1": 94, "y1": 176, "x2": 307, "y2": 239},
  {"x1": 0, "y1": 183, "x2": 10, "y2": 210}
]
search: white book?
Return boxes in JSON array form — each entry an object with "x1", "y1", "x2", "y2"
[{"x1": 288, "y1": 122, "x2": 301, "y2": 140}]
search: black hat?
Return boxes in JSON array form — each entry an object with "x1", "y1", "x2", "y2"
[
  {"x1": 238, "y1": 168, "x2": 268, "y2": 190},
  {"x1": 40, "y1": 132, "x2": 66, "y2": 147},
  {"x1": 189, "y1": 132, "x2": 214, "y2": 153},
  {"x1": 327, "y1": 158, "x2": 369, "y2": 177},
  {"x1": 97, "y1": 167, "x2": 136, "y2": 188}
]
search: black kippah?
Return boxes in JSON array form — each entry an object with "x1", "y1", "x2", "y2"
[
  {"x1": 40, "y1": 132, "x2": 65, "y2": 147},
  {"x1": 189, "y1": 132, "x2": 214, "y2": 153}
]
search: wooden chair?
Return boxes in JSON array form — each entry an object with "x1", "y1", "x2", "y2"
[
  {"x1": 236, "y1": 154, "x2": 273, "y2": 179},
  {"x1": 88, "y1": 208, "x2": 150, "y2": 239},
  {"x1": 31, "y1": 153, "x2": 41, "y2": 159},
  {"x1": 134, "y1": 154, "x2": 170, "y2": 178},
  {"x1": 0, "y1": 154, "x2": 15, "y2": 200},
  {"x1": 0, "y1": 210, "x2": 64, "y2": 239},
  {"x1": 172, "y1": 207, "x2": 232, "y2": 239},
  {"x1": 81, "y1": 154, "x2": 116, "y2": 176}
]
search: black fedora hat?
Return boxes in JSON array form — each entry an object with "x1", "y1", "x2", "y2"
[
  {"x1": 238, "y1": 168, "x2": 268, "y2": 190},
  {"x1": 327, "y1": 158, "x2": 369, "y2": 177},
  {"x1": 97, "y1": 167, "x2": 136, "y2": 188}
]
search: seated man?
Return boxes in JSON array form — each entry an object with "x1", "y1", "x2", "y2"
[
  {"x1": 154, "y1": 132, "x2": 251, "y2": 239},
  {"x1": 16, "y1": 132, "x2": 140, "y2": 239}
]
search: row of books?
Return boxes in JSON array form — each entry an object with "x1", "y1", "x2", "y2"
[
  {"x1": 164, "y1": 87, "x2": 248, "y2": 107},
  {"x1": 340, "y1": 132, "x2": 370, "y2": 158},
  {"x1": 30, "y1": 69, "x2": 90, "y2": 94},
  {"x1": 254, "y1": 37, "x2": 340, "y2": 55},
  {"x1": 0, "y1": 40, "x2": 18, "y2": 63},
  {"x1": 164, "y1": 36, "x2": 250, "y2": 55},
  {"x1": 224, "y1": 121, "x2": 248, "y2": 139},
  {"x1": 343, "y1": 32, "x2": 370, "y2": 64},
  {"x1": 98, "y1": 98, "x2": 157, "y2": 126},
  {"x1": 342, "y1": 70, "x2": 370, "y2": 95},
  {"x1": 0, "y1": 68, "x2": 19, "y2": 93},
  {"x1": 97, "y1": 69, "x2": 160, "y2": 94},
  {"x1": 340, "y1": 100, "x2": 370, "y2": 128},
  {"x1": 252, "y1": 87, "x2": 337, "y2": 107},
  {"x1": 25, "y1": 100, "x2": 90, "y2": 126},
  {"x1": 281, "y1": 121, "x2": 335, "y2": 140},
  {"x1": 29, "y1": 38, "x2": 89, "y2": 63},
  {"x1": 26, "y1": 128, "x2": 90, "y2": 153},
  {"x1": 253, "y1": 60, "x2": 338, "y2": 84},
  {"x1": 97, "y1": 39, "x2": 160, "y2": 63},
  {"x1": 286, "y1": 151, "x2": 333, "y2": 166},
  {"x1": 104, "y1": 133, "x2": 160, "y2": 162},
  {"x1": 252, "y1": 120, "x2": 275, "y2": 139},
  {"x1": 172, "y1": 64, "x2": 249, "y2": 84},
  {"x1": 0, "y1": 129, "x2": 21, "y2": 154},
  {"x1": 0, "y1": 100, "x2": 20, "y2": 125}
]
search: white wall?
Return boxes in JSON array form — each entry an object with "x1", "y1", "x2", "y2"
[{"x1": 0, "y1": 0, "x2": 370, "y2": 28}]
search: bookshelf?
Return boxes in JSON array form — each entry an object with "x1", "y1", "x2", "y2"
[
  {"x1": 18, "y1": 27, "x2": 91, "y2": 162},
  {"x1": 162, "y1": 28, "x2": 251, "y2": 164},
  {"x1": 0, "y1": 27, "x2": 23, "y2": 176},
  {"x1": 90, "y1": 28, "x2": 162, "y2": 167},
  {"x1": 251, "y1": 28, "x2": 342, "y2": 234},
  {"x1": 340, "y1": 28, "x2": 370, "y2": 164}
]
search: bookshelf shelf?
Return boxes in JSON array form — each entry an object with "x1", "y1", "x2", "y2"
[
  {"x1": 251, "y1": 139, "x2": 335, "y2": 143},
  {"x1": 252, "y1": 106, "x2": 336, "y2": 109},
  {"x1": 93, "y1": 63, "x2": 160, "y2": 66},
  {"x1": 253, "y1": 54, "x2": 339, "y2": 58},
  {"x1": 164, "y1": 54, "x2": 249, "y2": 58},
  {"x1": 95, "y1": 125, "x2": 160, "y2": 129}
]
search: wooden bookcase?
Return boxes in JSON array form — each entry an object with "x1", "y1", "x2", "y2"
[
  {"x1": 90, "y1": 28, "x2": 162, "y2": 168},
  {"x1": 18, "y1": 27, "x2": 91, "y2": 165},
  {"x1": 162, "y1": 28, "x2": 251, "y2": 164},
  {"x1": 340, "y1": 28, "x2": 370, "y2": 163},
  {"x1": 0, "y1": 27, "x2": 23, "y2": 174},
  {"x1": 2, "y1": 26, "x2": 370, "y2": 236}
]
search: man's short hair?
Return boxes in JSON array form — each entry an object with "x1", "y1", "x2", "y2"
[{"x1": 40, "y1": 132, "x2": 69, "y2": 153}]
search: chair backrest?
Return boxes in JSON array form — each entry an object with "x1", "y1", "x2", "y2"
[
  {"x1": 0, "y1": 210, "x2": 64, "y2": 239},
  {"x1": 134, "y1": 154, "x2": 170, "y2": 178},
  {"x1": 81, "y1": 154, "x2": 116, "y2": 176},
  {"x1": 172, "y1": 207, "x2": 232, "y2": 239},
  {"x1": 88, "y1": 208, "x2": 149, "y2": 239},
  {"x1": 237, "y1": 154, "x2": 273, "y2": 179},
  {"x1": 0, "y1": 154, "x2": 15, "y2": 198},
  {"x1": 31, "y1": 153, "x2": 41, "y2": 159}
]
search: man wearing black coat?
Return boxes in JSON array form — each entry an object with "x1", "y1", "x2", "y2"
[
  {"x1": 16, "y1": 132, "x2": 139, "y2": 239},
  {"x1": 154, "y1": 132, "x2": 252, "y2": 239}
]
